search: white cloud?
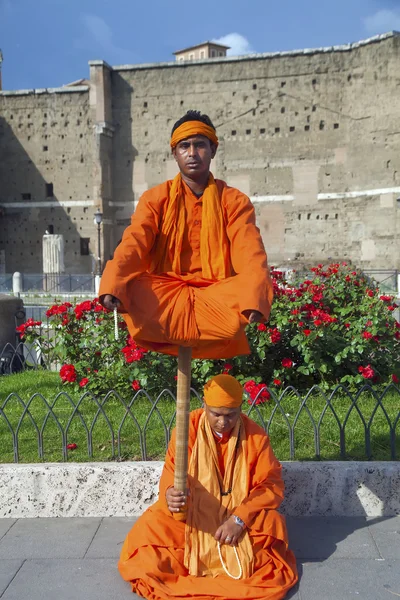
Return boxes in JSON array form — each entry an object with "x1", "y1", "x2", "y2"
[
  {"x1": 213, "y1": 33, "x2": 255, "y2": 56},
  {"x1": 75, "y1": 14, "x2": 136, "y2": 62},
  {"x1": 363, "y1": 9, "x2": 400, "y2": 35}
]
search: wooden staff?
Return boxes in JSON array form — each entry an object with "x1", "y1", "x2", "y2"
[{"x1": 173, "y1": 345, "x2": 192, "y2": 521}]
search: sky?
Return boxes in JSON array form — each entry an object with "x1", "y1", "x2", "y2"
[{"x1": 0, "y1": 0, "x2": 399, "y2": 90}]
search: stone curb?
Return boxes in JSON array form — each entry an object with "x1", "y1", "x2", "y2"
[{"x1": 0, "y1": 461, "x2": 399, "y2": 518}]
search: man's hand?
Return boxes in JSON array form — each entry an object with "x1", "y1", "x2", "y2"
[
  {"x1": 166, "y1": 486, "x2": 188, "y2": 513},
  {"x1": 242, "y1": 309, "x2": 263, "y2": 324},
  {"x1": 215, "y1": 516, "x2": 244, "y2": 546},
  {"x1": 102, "y1": 294, "x2": 121, "y2": 311}
]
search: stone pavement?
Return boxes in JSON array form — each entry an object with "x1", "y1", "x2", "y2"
[{"x1": 0, "y1": 516, "x2": 399, "y2": 599}]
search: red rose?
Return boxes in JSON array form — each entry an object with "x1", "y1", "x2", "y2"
[
  {"x1": 392, "y1": 374, "x2": 399, "y2": 384},
  {"x1": 132, "y1": 380, "x2": 141, "y2": 390},
  {"x1": 358, "y1": 364, "x2": 374, "y2": 379},
  {"x1": 313, "y1": 319, "x2": 322, "y2": 327},
  {"x1": 79, "y1": 377, "x2": 89, "y2": 387},
  {"x1": 282, "y1": 358, "x2": 293, "y2": 368},
  {"x1": 366, "y1": 290, "x2": 374, "y2": 298},
  {"x1": 273, "y1": 379, "x2": 282, "y2": 386},
  {"x1": 60, "y1": 364, "x2": 77, "y2": 383},
  {"x1": 362, "y1": 331, "x2": 373, "y2": 339},
  {"x1": 303, "y1": 329, "x2": 311, "y2": 336},
  {"x1": 380, "y1": 295, "x2": 391, "y2": 302},
  {"x1": 66, "y1": 443, "x2": 77, "y2": 450},
  {"x1": 344, "y1": 323, "x2": 350, "y2": 328},
  {"x1": 257, "y1": 323, "x2": 267, "y2": 332},
  {"x1": 270, "y1": 329, "x2": 281, "y2": 344}
]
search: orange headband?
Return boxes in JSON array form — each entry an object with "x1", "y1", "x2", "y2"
[
  {"x1": 204, "y1": 375, "x2": 243, "y2": 408},
  {"x1": 170, "y1": 120, "x2": 219, "y2": 149}
]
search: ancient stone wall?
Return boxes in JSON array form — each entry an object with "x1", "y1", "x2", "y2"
[
  {"x1": 111, "y1": 32, "x2": 400, "y2": 269},
  {"x1": 0, "y1": 32, "x2": 399, "y2": 273},
  {"x1": 0, "y1": 87, "x2": 96, "y2": 273}
]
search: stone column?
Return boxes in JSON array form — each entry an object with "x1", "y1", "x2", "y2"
[
  {"x1": 89, "y1": 60, "x2": 114, "y2": 272},
  {"x1": 42, "y1": 234, "x2": 65, "y2": 292}
]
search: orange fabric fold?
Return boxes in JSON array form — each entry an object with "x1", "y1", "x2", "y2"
[
  {"x1": 151, "y1": 173, "x2": 231, "y2": 281},
  {"x1": 99, "y1": 179, "x2": 274, "y2": 359},
  {"x1": 184, "y1": 413, "x2": 254, "y2": 578},
  {"x1": 204, "y1": 374, "x2": 243, "y2": 407},
  {"x1": 170, "y1": 121, "x2": 219, "y2": 148},
  {"x1": 118, "y1": 409, "x2": 298, "y2": 599}
]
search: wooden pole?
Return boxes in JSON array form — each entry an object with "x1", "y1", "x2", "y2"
[{"x1": 173, "y1": 345, "x2": 192, "y2": 521}]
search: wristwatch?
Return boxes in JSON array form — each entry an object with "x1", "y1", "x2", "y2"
[{"x1": 233, "y1": 515, "x2": 245, "y2": 528}]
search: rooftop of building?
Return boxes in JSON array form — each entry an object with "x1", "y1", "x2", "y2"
[{"x1": 173, "y1": 41, "x2": 231, "y2": 55}]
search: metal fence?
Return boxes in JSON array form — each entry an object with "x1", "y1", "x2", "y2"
[
  {"x1": 0, "y1": 274, "x2": 96, "y2": 294},
  {"x1": 0, "y1": 382, "x2": 399, "y2": 463}
]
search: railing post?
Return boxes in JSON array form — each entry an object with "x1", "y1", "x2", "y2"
[
  {"x1": 95, "y1": 275, "x2": 101, "y2": 295},
  {"x1": 12, "y1": 272, "x2": 22, "y2": 295}
]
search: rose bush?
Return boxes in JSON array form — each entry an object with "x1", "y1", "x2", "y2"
[{"x1": 19, "y1": 263, "x2": 400, "y2": 401}]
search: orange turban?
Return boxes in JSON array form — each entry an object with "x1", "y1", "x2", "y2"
[
  {"x1": 170, "y1": 121, "x2": 219, "y2": 149},
  {"x1": 203, "y1": 375, "x2": 243, "y2": 408}
]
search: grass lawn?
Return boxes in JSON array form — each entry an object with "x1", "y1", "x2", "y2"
[{"x1": 1, "y1": 370, "x2": 399, "y2": 463}]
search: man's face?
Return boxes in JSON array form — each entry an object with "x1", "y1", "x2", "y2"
[
  {"x1": 172, "y1": 134, "x2": 217, "y2": 180},
  {"x1": 204, "y1": 404, "x2": 241, "y2": 436}
]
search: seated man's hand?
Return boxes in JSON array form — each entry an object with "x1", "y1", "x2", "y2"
[
  {"x1": 166, "y1": 486, "x2": 188, "y2": 513},
  {"x1": 242, "y1": 309, "x2": 263, "y2": 324},
  {"x1": 101, "y1": 294, "x2": 121, "y2": 311},
  {"x1": 215, "y1": 516, "x2": 244, "y2": 546}
]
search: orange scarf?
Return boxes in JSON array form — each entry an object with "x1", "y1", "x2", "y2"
[
  {"x1": 184, "y1": 413, "x2": 254, "y2": 578},
  {"x1": 151, "y1": 173, "x2": 231, "y2": 280}
]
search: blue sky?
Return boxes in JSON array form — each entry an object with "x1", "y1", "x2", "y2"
[{"x1": 0, "y1": 0, "x2": 399, "y2": 90}]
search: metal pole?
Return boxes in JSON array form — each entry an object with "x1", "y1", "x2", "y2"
[{"x1": 97, "y1": 223, "x2": 101, "y2": 275}]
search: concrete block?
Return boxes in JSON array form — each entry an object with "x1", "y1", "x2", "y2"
[
  {"x1": 367, "y1": 516, "x2": 400, "y2": 560},
  {"x1": 286, "y1": 516, "x2": 379, "y2": 559},
  {"x1": 86, "y1": 517, "x2": 135, "y2": 558},
  {"x1": 299, "y1": 560, "x2": 400, "y2": 600},
  {"x1": 0, "y1": 559, "x2": 135, "y2": 600},
  {"x1": 0, "y1": 517, "x2": 101, "y2": 559}
]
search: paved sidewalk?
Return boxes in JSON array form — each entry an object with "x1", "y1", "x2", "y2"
[{"x1": 0, "y1": 515, "x2": 399, "y2": 599}]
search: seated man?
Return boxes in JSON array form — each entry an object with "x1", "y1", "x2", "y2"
[
  {"x1": 100, "y1": 110, "x2": 273, "y2": 359},
  {"x1": 119, "y1": 375, "x2": 298, "y2": 599}
]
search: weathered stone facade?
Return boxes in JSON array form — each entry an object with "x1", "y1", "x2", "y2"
[{"x1": 1, "y1": 32, "x2": 399, "y2": 273}]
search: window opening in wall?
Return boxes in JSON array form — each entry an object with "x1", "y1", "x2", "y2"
[
  {"x1": 231, "y1": 130, "x2": 237, "y2": 136},
  {"x1": 43, "y1": 145, "x2": 48, "y2": 151},
  {"x1": 281, "y1": 107, "x2": 285, "y2": 113},
  {"x1": 260, "y1": 128, "x2": 265, "y2": 134},
  {"x1": 211, "y1": 50, "x2": 216, "y2": 57},
  {"x1": 219, "y1": 51, "x2": 224, "y2": 56},
  {"x1": 290, "y1": 126, "x2": 295, "y2": 132},
  {"x1": 253, "y1": 83, "x2": 257, "y2": 90},
  {"x1": 316, "y1": 215, "x2": 320, "y2": 220},
  {"x1": 319, "y1": 120, "x2": 325, "y2": 130},
  {"x1": 312, "y1": 105, "x2": 317, "y2": 112},
  {"x1": 307, "y1": 213, "x2": 311, "y2": 220},
  {"x1": 200, "y1": 50, "x2": 205, "y2": 58},
  {"x1": 143, "y1": 102, "x2": 147, "y2": 108},
  {"x1": 312, "y1": 79, "x2": 317, "y2": 85},
  {"x1": 189, "y1": 53, "x2": 194, "y2": 60},
  {"x1": 305, "y1": 125, "x2": 310, "y2": 131},
  {"x1": 281, "y1": 81, "x2": 286, "y2": 87},
  {"x1": 246, "y1": 129, "x2": 251, "y2": 134},
  {"x1": 334, "y1": 123, "x2": 339, "y2": 129},
  {"x1": 22, "y1": 193, "x2": 31, "y2": 200},
  {"x1": 46, "y1": 183, "x2": 54, "y2": 197},
  {"x1": 335, "y1": 214, "x2": 338, "y2": 219},
  {"x1": 80, "y1": 238, "x2": 90, "y2": 255},
  {"x1": 325, "y1": 214, "x2": 329, "y2": 220},
  {"x1": 46, "y1": 225, "x2": 54, "y2": 234},
  {"x1": 275, "y1": 127, "x2": 280, "y2": 133},
  {"x1": 298, "y1": 214, "x2": 301, "y2": 220}
]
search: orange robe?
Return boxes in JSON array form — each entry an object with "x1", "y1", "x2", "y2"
[
  {"x1": 99, "y1": 179, "x2": 273, "y2": 358},
  {"x1": 118, "y1": 409, "x2": 298, "y2": 600}
]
